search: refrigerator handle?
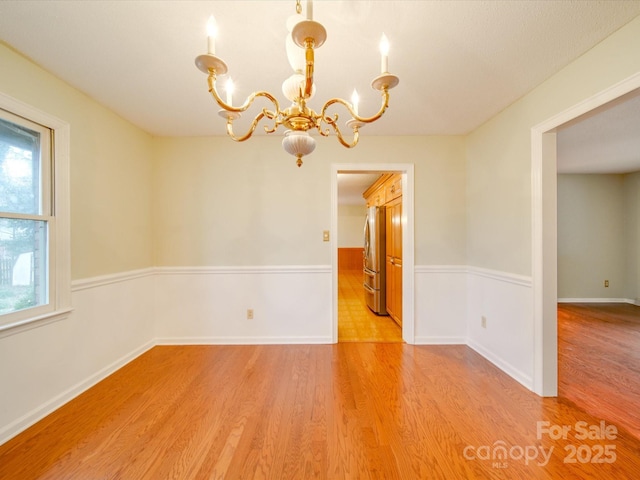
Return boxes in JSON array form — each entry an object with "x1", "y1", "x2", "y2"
[
  {"x1": 363, "y1": 213, "x2": 370, "y2": 259},
  {"x1": 364, "y1": 266, "x2": 376, "y2": 276}
]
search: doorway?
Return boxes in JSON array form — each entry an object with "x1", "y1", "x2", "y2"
[
  {"x1": 337, "y1": 171, "x2": 402, "y2": 342},
  {"x1": 330, "y1": 163, "x2": 415, "y2": 344},
  {"x1": 532, "y1": 72, "x2": 640, "y2": 396},
  {"x1": 554, "y1": 87, "x2": 640, "y2": 433}
]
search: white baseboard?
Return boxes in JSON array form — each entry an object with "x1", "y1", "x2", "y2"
[
  {"x1": 155, "y1": 336, "x2": 333, "y2": 345},
  {"x1": 0, "y1": 341, "x2": 154, "y2": 446},
  {"x1": 467, "y1": 339, "x2": 533, "y2": 390},
  {"x1": 558, "y1": 297, "x2": 639, "y2": 305}
]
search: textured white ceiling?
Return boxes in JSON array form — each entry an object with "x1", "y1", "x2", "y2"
[
  {"x1": 557, "y1": 89, "x2": 640, "y2": 174},
  {"x1": 1, "y1": 0, "x2": 639, "y2": 140},
  {"x1": 1, "y1": 1, "x2": 639, "y2": 176},
  {"x1": 337, "y1": 172, "x2": 382, "y2": 206}
]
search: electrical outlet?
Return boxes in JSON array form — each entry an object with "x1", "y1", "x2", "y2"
[
  {"x1": 604, "y1": 280, "x2": 609, "y2": 288},
  {"x1": 247, "y1": 309, "x2": 254, "y2": 320},
  {"x1": 481, "y1": 316, "x2": 487, "y2": 328}
]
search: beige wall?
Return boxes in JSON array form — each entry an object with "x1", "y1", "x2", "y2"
[
  {"x1": 624, "y1": 172, "x2": 640, "y2": 302},
  {"x1": 338, "y1": 204, "x2": 366, "y2": 248},
  {"x1": 0, "y1": 41, "x2": 466, "y2": 274},
  {"x1": 0, "y1": 42, "x2": 154, "y2": 280},
  {"x1": 152, "y1": 136, "x2": 331, "y2": 266},
  {"x1": 557, "y1": 174, "x2": 627, "y2": 298},
  {"x1": 466, "y1": 15, "x2": 640, "y2": 276},
  {"x1": 152, "y1": 135, "x2": 467, "y2": 267}
]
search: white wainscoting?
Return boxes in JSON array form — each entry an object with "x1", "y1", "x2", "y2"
[
  {"x1": 414, "y1": 266, "x2": 467, "y2": 344},
  {"x1": 1, "y1": 263, "x2": 539, "y2": 445},
  {"x1": 154, "y1": 266, "x2": 333, "y2": 344},
  {"x1": 466, "y1": 266, "x2": 534, "y2": 390},
  {"x1": 0, "y1": 269, "x2": 155, "y2": 445}
]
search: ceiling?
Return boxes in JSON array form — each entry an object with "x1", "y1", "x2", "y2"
[
  {"x1": 0, "y1": 0, "x2": 639, "y2": 186},
  {"x1": 557, "y1": 88, "x2": 640, "y2": 174},
  {"x1": 337, "y1": 172, "x2": 382, "y2": 206}
]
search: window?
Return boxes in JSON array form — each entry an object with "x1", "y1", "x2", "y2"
[{"x1": 0, "y1": 93, "x2": 70, "y2": 335}]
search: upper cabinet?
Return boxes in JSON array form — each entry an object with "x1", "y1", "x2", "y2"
[
  {"x1": 362, "y1": 173, "x2": 393, "y2": 207},
  {"x1": 385, "y1": 175, "x2": 402, "y2": 203}
]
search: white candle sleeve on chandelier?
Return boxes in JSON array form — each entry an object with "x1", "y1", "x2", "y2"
[
  {"x1": 225, "y1": 78, "x2": 234, "y2": 105},
  {"x1": 351, "y1": 89, "x2": 359, "y2": 115},
  {"x1": 379, "y1": 33, "x2": 389, "y2": 73},
  {"x1": 307, "y1": 0, "x2": 313, "y2": 21},
  {"x1": 207, "y1": 15, "x2": 217, "y2": 55}
]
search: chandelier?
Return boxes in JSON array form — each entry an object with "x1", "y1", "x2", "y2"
[{"x1": 195, "y1": 0, "x2": 399, "y2": 167}]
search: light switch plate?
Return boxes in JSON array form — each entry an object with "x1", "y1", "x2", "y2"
[{"x1": 323, "y1": 230, "x2": 330, "y2": 242}]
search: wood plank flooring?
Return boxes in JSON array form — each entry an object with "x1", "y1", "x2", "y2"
[
  {"x1": 558, "y1": 302, "x2": 640, "y2": 439},
  {"x1": 338, "y1": 269, "x2": 402, "y2": 342},
  {"x1": 2, "y1": 342, "x2": 640, "y2": 479}
]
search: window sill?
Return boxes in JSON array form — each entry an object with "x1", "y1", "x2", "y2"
[{"x1": 0, "y1": 307, "x2": 74, "y2": 339}]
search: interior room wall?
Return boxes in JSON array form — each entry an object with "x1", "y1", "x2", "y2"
[
  {"x1": 338, "y1": 204, "x2": 366, "y2": 248},
  {"x1": 0, "y1": 42, "x2": 155, "y2": 443},
  {"x1": 151, "y1": 135, "x2": 467, "y2": 343},
  {"x1": 152, "y1": 135, "x2": 467, "y2": 267},
  {"x1": 0, "y1": 43, "x2": 154, "y2": 280},
  {"x1": 557, "y1": 174, "x2": 626, "y2": 299},
  {"x1": 464, "y1": 14, "x2": 640, "y2": 389},
  {"x1": 624, "y1": 171, "x2": 640, "y2": 303},
  {"x1": 466, "y1": 15, "x2": 640, "y2": 278},
  {"x1": 151, "y1": 136, "x2": 331, "y2": 266}
]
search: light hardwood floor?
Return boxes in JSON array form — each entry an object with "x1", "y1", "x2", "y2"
[
  {"x1": 558, "y1": 302, "x2": 640, "y2": 439},
  {"x1": 2, "y1": 304, "x2": 640, "y2": 478},
  {"x1": 2, "y1": 343, "x2": 640, "y2": 479},
  {"x1": 338, "y1": 268, "x2": 402, "y2": 342}
]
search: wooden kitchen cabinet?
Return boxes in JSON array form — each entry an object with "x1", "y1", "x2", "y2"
[
  {"x1": 363, "y1": 173, "x2": 392, "y2": 207},
  {"x1": 385, "y1": 175, "x2": 402, "y2": 202},
  {"x1": 385, "y1": 179, "x2": 402, "y2": 327}
]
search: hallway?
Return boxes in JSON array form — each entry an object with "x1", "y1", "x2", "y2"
[{"x1": 338, "y1": 268, "x2": 402, "y2": 342}]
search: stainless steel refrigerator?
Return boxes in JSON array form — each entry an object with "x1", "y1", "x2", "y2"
[{"x1": 363, "y1": 205, "x2": 387, "y2": 315}]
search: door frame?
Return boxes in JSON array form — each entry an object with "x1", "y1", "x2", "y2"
[
  {"x1": 331, "y1": 163, "x2": 415, "y2": 343},
  {"x1": 532, "y1": 72, "x2": 640, "y2": 396}
]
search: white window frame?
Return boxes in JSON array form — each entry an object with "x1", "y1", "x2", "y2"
[{"x1": 0, "y1": 92, "x2": 71, "y2": 338}]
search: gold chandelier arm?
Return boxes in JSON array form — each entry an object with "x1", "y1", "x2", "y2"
[
  {"x1": 207, "y1": 70, "x2": 282, "y2": 142},
  {"x1": 319, "y1": 115, "x2": 360, "y2": 148},
  {"x1": 226, "y1": 108, "x2": 283, "y2": 142},
  {"x1": 226, "y1": 111, "x2": 267, "y2": 142},
  {"x1": 207, "y1": 70, "x2": 282, "y2": 115},
  {"x1": 336, "y1": 123, "x2": 359, "y2": 148},
  {"x1": 319, "y1": 87, "x2": 391, "y2": 125},
  {"x1": 316, "y1": 85, "x2": 392, "y2": 148}
]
